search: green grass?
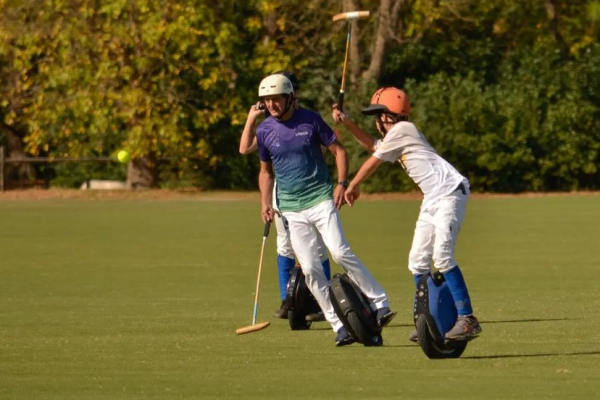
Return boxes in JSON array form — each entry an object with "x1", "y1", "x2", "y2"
[{"x1": 1, "y1": 195, "x2": 599, "y2": 399}]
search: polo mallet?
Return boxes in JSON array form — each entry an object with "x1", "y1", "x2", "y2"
[
  {"x1": 332, "y1": 11, "x2": 370, "y2": 112},
  {"x1": 236, "y1": 221, "x2": 272, "y2": 335}
]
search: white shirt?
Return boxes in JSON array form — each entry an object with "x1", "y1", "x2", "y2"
[{"x1": 373, "y1": 121, "x2": 468, "y2": 211}]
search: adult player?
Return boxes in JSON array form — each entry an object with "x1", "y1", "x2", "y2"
[
  {"x1": 240, "y1": 70, "x2": 330, "y2": 322},
  {"x1": 332, "y1": 87, "x2": 482, "y2": 341},
  {"x1": 255, "y1": 74, "x2": 396, "y2": 346}
]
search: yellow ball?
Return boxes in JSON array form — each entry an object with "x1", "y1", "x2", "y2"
[{"x1": 117, "y1": 150, "x2": 131, "y2": 164}]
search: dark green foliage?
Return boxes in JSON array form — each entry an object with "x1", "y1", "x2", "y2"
[
  {"x1": 1, "y1": 0, "x2": 599, "y2": 192},
  {"x1": 402, "y1": 44, "x2": 600, "y2": 192}
]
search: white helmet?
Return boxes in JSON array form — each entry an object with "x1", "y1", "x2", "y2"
[{"x1": 258, "y1": 74, "x2": 294, "y2": 97}]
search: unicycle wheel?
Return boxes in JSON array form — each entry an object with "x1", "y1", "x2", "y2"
[
  {"x1": 346, "y1": 311, "x2": 383, "y2": 347},
  {"x1": 416, "y1": 314, "x2": 467, "y2": 359},
  {"x1": 288, "y1": 309, "x2": 312, "y2": 330}
]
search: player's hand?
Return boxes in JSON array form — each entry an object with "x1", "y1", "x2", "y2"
[
  {"x1": 261, "y1": 205, "x2": 275, "y2": 224},
  {"x1": 334, "y1": 184, "x2": 346, "y2": 209},
  {"x1": 344, "y1": 184, "x2": 361, "y2": 207},
  {"x1": 332, "y1": 103, "x2": 347, "y2": 123},
  {"x1": 249, "y1": 102, "x2": 265, "y2": 119}
]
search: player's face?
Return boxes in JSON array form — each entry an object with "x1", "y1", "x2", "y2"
[{"x1": 262, "y1": 95, "x2": 288, "y2": 118}]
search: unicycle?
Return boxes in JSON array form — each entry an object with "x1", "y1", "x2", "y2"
[
  {"x1": 329, "y1": 273, "x2": 383, "y2": 347},
  {"x1": 285, "y1": 266, "x2": 321, "y2": 330},
  {"x1": 413, "y1": 272, "x2": 469, "y2": 359}
]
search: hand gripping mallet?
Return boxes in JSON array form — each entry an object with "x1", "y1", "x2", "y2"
[
  {"x1": 332, "y1": 11, "x2": 370, "y2": 112},
  {"x1": 236, "y1": 221, "x2": 272, "y2": 335}
]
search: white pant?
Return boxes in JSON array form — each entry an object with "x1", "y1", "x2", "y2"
[
  {"x1": 273, "y1": 183, "x2": 327, "y2": 261},
  {"x1": 408, "y1": 188, "x2": 469, "y2": 274},
  {"x1": 283, "y1": 199, "x2": 389, "y2": 332},
  {"x1": 274, "y1": 211, "x2": 328, "y2": 261}
]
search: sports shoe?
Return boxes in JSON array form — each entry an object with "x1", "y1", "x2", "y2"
[
  {"x1": 305, "y1": 311, "x2": 326, "y2": 322},
  {"x1": 335, "y1": 326, "x2": 355, "y2": 347},
  {"x1": 376, "y1": 307, "x2": 397, "y2": 328},
  {"x1": 445, "y1": 315, "x2": 482, "y2": 340},
  {"x1": 273, "y1": 301, "x2": 288, "y2": 319},
  {"x1": 408, "y1": 329, "x2": 418, "y2": 343}
]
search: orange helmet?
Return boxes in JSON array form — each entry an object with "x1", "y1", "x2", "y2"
[{"x1": 361, "y1": 87, "x2": 410, "y2": 117}]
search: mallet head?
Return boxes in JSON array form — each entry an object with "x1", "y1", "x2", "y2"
[{"x1": 332, "y1": 11, "x2": 370, "y2": 22}]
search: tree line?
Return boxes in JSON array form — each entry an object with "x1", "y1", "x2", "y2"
[{"x1": 1, "y1": 0, "x2": 599, "y2": 192}]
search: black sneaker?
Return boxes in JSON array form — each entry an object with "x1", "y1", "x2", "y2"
[
  {"x1": 376, "y1": 307, "x2": 397, "y2": 328},
  {"x1": 408, "y1": 329, "x2": 418, "y2": 343},
  {"x1": 272, "y1": 301, "x2": 288, "y2": 319},
  {"x1": 445, "y1": 315, "x2": 482, "y2": 341},
  {"x1": 335, "y1": 327, "x2": 355, "y2": 347},
  {"x1": 305, "y1": 311, "x2": 326, "y2": 322}
]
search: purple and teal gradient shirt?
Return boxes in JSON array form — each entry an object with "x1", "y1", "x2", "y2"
[{"x1": 257, "y1": 108, "x2": 336, "y2": 212}]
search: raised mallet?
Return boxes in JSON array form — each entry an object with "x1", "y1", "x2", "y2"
[
  {"x1": 332, "y1": 11, "x2": 370, "y2": 112},
  {"x1": 236, "y1": 221, "x2": 272, "y2": 335}
]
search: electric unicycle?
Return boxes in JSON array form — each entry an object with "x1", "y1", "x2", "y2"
[
  {"x1": 285, "y1": 266, "x2": 321, "y2": 330},
  {"x1": 329, "y1": 273, "x2": 383, "y2": 347},
  {"x1": 413, "y1": 272, "x2": 469, "y2": 359}
]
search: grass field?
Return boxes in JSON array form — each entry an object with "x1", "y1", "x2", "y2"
[{"x1": 1, "y1": 193, "x2": 599, "y2": 399}]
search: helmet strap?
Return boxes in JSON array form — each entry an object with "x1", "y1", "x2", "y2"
[
  {"x1": 274, "y1": 94, "x2": 294, "y2": 121},
  {"x1": 377, "y1": 113, "x2": 406, "y2": 134},
  {"x1": 376, "y1": 115, "x2": 388, "y2": 135}
]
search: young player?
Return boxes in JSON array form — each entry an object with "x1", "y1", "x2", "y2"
[
  {"x1": 239, "y1": 70, "x2": 330, "y2": 321},
  {"x1": 332, "y1": 87, "x2": 482, "y2": 341},
  {"x1": 255, "y1": 74, "x2": 396, "y2": 346}
]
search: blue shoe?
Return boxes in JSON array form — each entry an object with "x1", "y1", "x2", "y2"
[
  {"x1": 376, "y1": 307, "x2": 397, "y2": 328},
  {"x1": 335, "y1": 327, "x2": 355, "y2": 347}
]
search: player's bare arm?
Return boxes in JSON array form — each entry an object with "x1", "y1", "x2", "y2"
[
  {"x1": 332, "y1": 104, "x2": 376, "y2": 152},
  {"x1": 258, "y1": 161, "x2": 275, "y2": 223},
  {"x1": 345, "y1": 156, "x2": 383, "y2": 206},
  {"x1": 326, "y1": 139, "x2": 349, "y2": 209},
  {"x1": 239, "y1": 102, "x2": 264, "y2": 154}
]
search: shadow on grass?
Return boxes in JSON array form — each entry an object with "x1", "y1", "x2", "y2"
[
  {"x1": 309, "y1": 318, "x2": 576, "y2": 333},
  {"x1": 308, "y1": 322, "x2": 413, "y2": 331},
  {"x1": 462, "y1": 350, "x2": 600, "y2": 360},
  {"x1": 385, "y1": 323, "x2": 417, "y2": 328},
  {"x1": 481, "y1": 317, "x2": 580, "y2": 324}
]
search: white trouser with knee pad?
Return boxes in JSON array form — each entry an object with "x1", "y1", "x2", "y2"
[
  {"x1": 283, "y1": 199, "x2": 389, "y2": 332},
  {"x1": 408, "y1": 187, "x2": 469, "y2": 275}
]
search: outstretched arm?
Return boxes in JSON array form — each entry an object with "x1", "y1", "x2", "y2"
[
  {"x1": 344, "y1": 156, "x2": 383, "y2": 206},
  {"x1": 332, "y1": 105, "x2": 376, "y2": 153}
]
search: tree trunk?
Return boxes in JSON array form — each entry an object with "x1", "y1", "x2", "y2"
[
  {"x1": 0, "y1": 123, "x2": 36, "y2": 186},
  {"x1": 545, "y1": 0, "x2": 569, "y2": 59},
  {"x1": 262, "y1": 10, "x2": 278, "y2": 46},
  {"x1": 364, "y1": 0, "x2": 412, "y2": 82},
  {"x1": 364, "y1": 0, "x2": 392, "y2": 82},
  {"x1": 127, "y1": 156, "x2": 157, "y2": 189}
]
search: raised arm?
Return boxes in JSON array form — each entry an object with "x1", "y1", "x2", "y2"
[
  {"x1": 239, "y1": 103, "x2": 265, "y2": 154},
  {"x1": 239, "y1": 135, "x2": 258, "y2": 155}
]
